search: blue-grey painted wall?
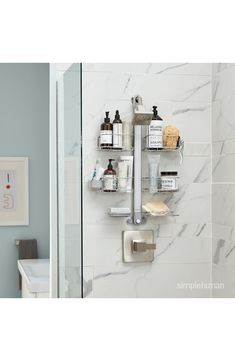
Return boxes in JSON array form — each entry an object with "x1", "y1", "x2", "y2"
[{"x1": 0, "y1": 64, "x2": 49, "y2": 297}]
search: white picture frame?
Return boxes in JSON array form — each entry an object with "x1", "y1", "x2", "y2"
[{"x1": 0, "y1": 157, "x2": 29, "y2": 226}]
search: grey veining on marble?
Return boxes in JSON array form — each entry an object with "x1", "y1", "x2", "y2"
[
  {"x1": 83, "y1": 63, "x2": 211, "y2": 76},
  {"x1": 173, "y1": 104, "x2": 209, "y2": 115},
  {"x1": 154, "y1": 63, "x2": 188, "y2": 75},
  {"x1": 94, "y1": 267, "x2": 133, "y2": 281},
  {"x1": 180, "y1": 81, "x2": 210, "y2": 102},
  {"x1": 213, "y1": 239, "x2": 225, "y2": 264}
]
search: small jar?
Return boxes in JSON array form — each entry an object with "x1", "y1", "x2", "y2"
[{"x1": 160, "y1": 171, "x2": 178, "y2": 191}]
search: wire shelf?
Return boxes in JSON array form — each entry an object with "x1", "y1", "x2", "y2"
[
  {"x1": 97, "y1": 134, "x2": 133, "y2": 152},
  {"x1": 88, "y1": 176, "x2": 179, "y2": 193},
  {"x1": 143, "y1": 139, "x2": 184, "y2": 152}
]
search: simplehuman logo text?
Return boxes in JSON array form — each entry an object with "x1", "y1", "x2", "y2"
[{"x1": 177, "y1": 281, "x2": 224, "y2": 291}]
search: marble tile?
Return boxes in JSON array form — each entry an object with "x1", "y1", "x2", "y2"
[
  {"x1": 156, "y1": 236, "x2": 211, "y2": 264},
  {"x1": 212, "y1": 154, "x2": 235, "y2": 182},
  {"x1": 212, "y1": 264, "x2": 235, "y2": 297},
  {"x1": 135, "y1": 223, "x2": 210, "y2": 240},
  {"x1": 212, "y1": 66, "x2": 235, "y2": 101},
  {"x1": 83, "y1": 226, "x2": 122, "y2": 267},
  {"x1": 212, "y1": 223, "x2": 235, "y2": 268},
  {"x1": 213, "y1": 237, "x2": 235, "y2": 266},
  {"x1": 156, "y1": 223, "x2": 212, "y2": 238},
  {"x1": 83, "y1": 63, "x2": 211, "y2": 76},
  {"x1": 213, "y1": 139, "x2": 235, "y2": 156},
  {"x1": 211, "y1": 64, "x2": 235, "y2": 297},
  {"x1": 83, "y1": 63, "x2": 150, "y2": 74},
  {"x1": 83, "y1": 71, "x2": 210, "y2": 104},
  {"x1": 212, "y1": 97, "x2": 235, "y2": 142},
  {"x1": 92, "y1": 263, "x2": 211, "y2": 298},
  {"x1": 212, "y1": 184, "x2": 235, "y2": 227},
  {"x1": 180, "y1": 156, "x2": 211, "y2": 184},
  {"x1": 213, "y1": 223, "x2": 234, "y2": 240},
  {"x1": 83, "y1": 223, "x2": 211, "y2": 267},
  {"x1": 212, "y1": 63, "x2": 235, "y2": 77},
  {"x1": 170, "y1": 102, "x2": 211, "y2": 143},
  {"x1": 183, "y1": 143, "x2": 211, "y2": 156},
  {"x1": 150, "y1": 63, "x2": 211, "y2": 76}
]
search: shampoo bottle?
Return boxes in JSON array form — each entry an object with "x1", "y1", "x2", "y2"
[
  {"x1": 113, "y1": 110, "x2": 123, "y2": 149},
  {"x1": 146, "y1": 106, "x2": 163, "y2": 150},
  {"x1": 103, "y1": 159, "x2": 117, "y2": 192},
  {"x1": 100, "y1": 111, "x2": 113, "y2": 149}
]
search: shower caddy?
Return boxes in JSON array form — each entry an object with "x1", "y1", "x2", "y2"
[{"x1": 90, "y1": 95, "x2": 184, "y2": 225}]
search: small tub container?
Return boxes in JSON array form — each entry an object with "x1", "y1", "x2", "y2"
[{"x1": 160, "y1": 171, "x2": 178, "y2": 191}]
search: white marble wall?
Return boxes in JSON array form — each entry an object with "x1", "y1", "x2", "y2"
[
  {"x1": 212, "y1": 64, "x2": 235, "y2": 297},
  {"x1": 82, "y1": 63, "x2": 212, "y2": 297}
]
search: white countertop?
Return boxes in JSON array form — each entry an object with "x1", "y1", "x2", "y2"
[{"x1": 17, "y1": 259, "x2": 50, "y2": 293}]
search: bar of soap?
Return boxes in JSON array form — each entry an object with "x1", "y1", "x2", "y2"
[{"x1": 142, "y1": 197, "x2": 170, "y2": 216}]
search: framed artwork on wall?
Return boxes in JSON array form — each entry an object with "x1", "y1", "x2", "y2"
[{"x1": 0, "y1": 157, "x2": 29, "y2": 226}]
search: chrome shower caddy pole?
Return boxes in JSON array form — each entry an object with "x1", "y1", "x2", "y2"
[
  {"x1": 128, "y1": 95, "x2": 151, "y2": 225},
  {"x1": 133, "y1": 125, "x2": 145, "y2": 224}
]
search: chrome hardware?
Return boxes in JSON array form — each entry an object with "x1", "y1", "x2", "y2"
[
  {"x1": 122, "y1": 230, "x2": 155, "y2": 263},
  {"x1": 132, "y1": 240, "x2": 156, "y2": 252}
]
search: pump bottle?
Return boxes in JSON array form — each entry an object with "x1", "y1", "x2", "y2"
[
  {"x1": 146, "y1": 106, "x2": 163, "y2": 149},
  {"x1": 100, "y1": 111, "x2": 113, "y2": 149},
  {"x1": 113, "y1": 110, "x2": 123, "y2": 149},
  {"x1": 103, "y1": 159, "x2": 117, "y2": 192}
]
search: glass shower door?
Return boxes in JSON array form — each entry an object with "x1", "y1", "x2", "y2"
[{"x1": 57, "y1": 64, "x2": 82, "y2": 297}]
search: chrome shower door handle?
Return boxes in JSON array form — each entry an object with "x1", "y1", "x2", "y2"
[{"x1": 132, "y1": 240, "x2": 156, "y2": 253}]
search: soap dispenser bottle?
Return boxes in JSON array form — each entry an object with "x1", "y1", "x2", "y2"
[
  {"x1": 113, "y1": 110, "x2": 123, "y2": 149},
  {"x1": 100, "y1": 111, "x2": 113, "y2": 149},
  {"x1": 103, "y1": 159, "x2": 117, "y2": 192},
  {"x1": 146, "y1": 106, "x2": 163, "y2": 150}
]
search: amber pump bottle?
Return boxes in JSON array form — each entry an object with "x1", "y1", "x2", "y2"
[
  {"x1": 100, "y1": 111, "x2": 113, "y2": 149},
  {"x1": 103, "y1": 159, "x2": 117, "y2": 192}
]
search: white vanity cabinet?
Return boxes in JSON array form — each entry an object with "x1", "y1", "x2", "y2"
[{"x1": 17, "y1": 259, "x2": 50, "y2": 298}]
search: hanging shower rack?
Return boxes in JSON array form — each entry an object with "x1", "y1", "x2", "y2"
[{"x1": 90, "y1": 95, "x2": 184, "y2": 224}]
